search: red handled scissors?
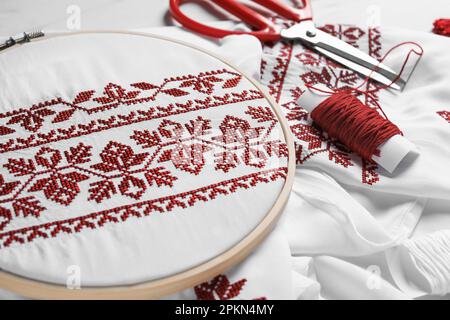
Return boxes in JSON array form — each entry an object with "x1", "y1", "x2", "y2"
[{"x1": 169, "y1": 0, "x2": 405, "y2": 90}]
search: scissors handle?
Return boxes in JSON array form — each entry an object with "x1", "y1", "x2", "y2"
[{"x1": 169, "y1": 0, "x2": 312, "y2": 42}]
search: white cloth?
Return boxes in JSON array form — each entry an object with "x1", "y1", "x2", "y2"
[
  {"x1": 1, "y1": 0, "x2": 450, "y2": 300},
  {"x1": 167, "y1": 227, "x2": 305, "y2": 300},
  {"x1": 280, "y1": 169, "x2": 425, "y2": 257},
  {"x1": 257, "y1": 4, "x2": 450, "y2": 299}
]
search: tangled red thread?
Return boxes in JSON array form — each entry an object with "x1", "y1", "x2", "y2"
[
  {"x1": 433, "y1": 19, "x2": 450, "y2": 37},
  {"x1": 311, "y1": 91, "x2": 402, "y2": 160}
]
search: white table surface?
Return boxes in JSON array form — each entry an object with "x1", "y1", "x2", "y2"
[{"x1": 0, "y1": 0, "x2": 448, "y2": 36}]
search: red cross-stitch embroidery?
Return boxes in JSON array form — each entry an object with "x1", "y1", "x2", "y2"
[
  {"x1": 292, "y1": 124, "x2": 353, "y2": 168},
  {"x1": 0, "y1": 106, "x2": 287, "y2": 231},
  {"x1": 195, "y1": 274, "x2": 267, "y2": 300},
  {"x1": 0, "y1": 167, "x2": 287, "y2": 248},
  {"x1": 260, "y1": 16, "x2": 382, "y2": 185},
  {"x1": 0, "y1": 69, "x2": 242, "y2": 133},
  {"x1": 437, "y1": 111, "x2": 450, "y2": 123}
]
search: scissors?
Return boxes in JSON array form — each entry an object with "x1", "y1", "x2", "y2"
[{"x1": 169, "y1": 0, "x2": 405, "y2": 90}]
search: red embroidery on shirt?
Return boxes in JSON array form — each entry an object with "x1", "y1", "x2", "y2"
[
  {"x1": 0, "y1": 63, "x2": 288, "y2": 248},
  {"x1": 268, "y1": 42, "x2": 294, "y2": 103},
  {"x1": 292, "y1": 124, "x2": 353, "y2": 168},
  {"x1": 0, "y1": 69, "x2": 242, "y2": 132},
  {"x1": 282, "y1": 87, "x2": 309, "y2": 124},
  {"x1": 320, "y1": 25, "x2": 365, "y2": 47},
  {"x1": 195, "y1": 274, "x2": 267, "y2": 300},
  {"x1": 0, "y1": 167, "x2": 287, "y2": 248},
  {"x1": 7, "y1": 108, "x2": 56, "y2": 133},
  {"x1": 437, "y1": 111, "x2": 450, "y2": 123}
]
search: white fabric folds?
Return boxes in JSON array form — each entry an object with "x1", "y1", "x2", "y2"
[{"x1": 388, "y1": 230, "x2": 450, "y2": 297}]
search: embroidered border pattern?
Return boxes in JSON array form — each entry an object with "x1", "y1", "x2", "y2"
[
  {"x1": 0, "y1": 65, "x2": 288, "y2": 247},
  {"x1": 0, "y1": 167, "x2": 287, "y2": 248},
  {"x1": 0, "y1": 69, "x2": 264, "y2": 154},
  {"x1": 0, "y1": 106, "x2": 287, "y2": 232}
]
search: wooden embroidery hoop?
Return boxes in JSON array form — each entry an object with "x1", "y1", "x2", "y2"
[{"x1": 0, "y1": 30, "x2": 295, "y2": 299}]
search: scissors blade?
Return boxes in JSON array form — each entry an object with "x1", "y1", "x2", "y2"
[{"x1": 281, "y1": 21, "x2": 405, "y2": 90}]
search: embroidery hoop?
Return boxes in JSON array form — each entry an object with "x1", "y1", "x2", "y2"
[{"x1": 0, "y1": 30, "x2": 295, "y2": 299}]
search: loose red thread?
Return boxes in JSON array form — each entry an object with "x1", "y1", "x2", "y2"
[
  {"x1": 310, "y1": 91, "x2": 402, "y2": 160},
  {"x1": 261, "y1": 23, "x2": 383, "y2": 185},
  {"x1": 433, "y1": 19, "x2": 450, "y2": 37},
  {"x1": 0, "y1": 167, "x2": 287, "y2": 248}
]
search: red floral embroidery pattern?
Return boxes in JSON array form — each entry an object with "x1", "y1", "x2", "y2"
[
  {"x1": 0, "y1": 106, "x2": 287, "y2": 231},
  {"x1": 320, "y1": 25, "x2": 365, "y2": 48},
  {"x1": 0, "y1": 69, "x2": 263, "y2": 154},
  {"x1": 292, "y1": 26, "x2": 383, "y2": 109},
  {"x1": 437, "y1": 111, "x2": 450, "y2": 123},
  {"x1": 362, "y1": 159, "x2": 379, "y2": 185},
  {"x1": 90, "y1": 141, "x2": 167, "y2": 201},
  {"x1": 0, "y1": 63, "x2": 288, "y2": 249},
  {"x1": 195, "y1": 274, "x2": 267, "y2": 300},
  {"x1": 0, "y1": 167, "x2": 287, "y2": 248},
  {"x1": 260, "y1": 20, "x2": 382, "y2": 185}
]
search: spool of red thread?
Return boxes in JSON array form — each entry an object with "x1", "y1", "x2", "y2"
[{"x1": 298, "y1": 87, "x2": 418, "y2": 173}]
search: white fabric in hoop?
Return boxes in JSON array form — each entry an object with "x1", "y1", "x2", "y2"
[{"x1": 0, "y1": 32, "x2": 288, "y2": 286}]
